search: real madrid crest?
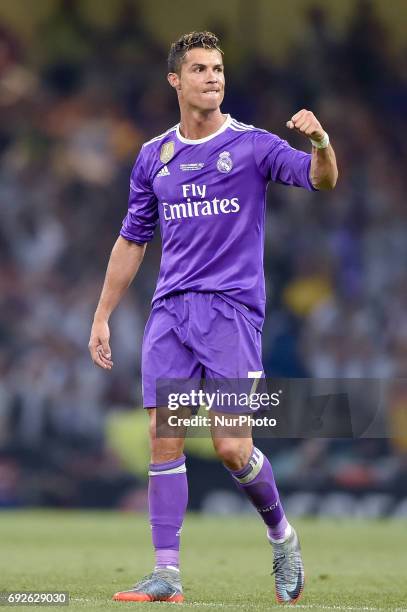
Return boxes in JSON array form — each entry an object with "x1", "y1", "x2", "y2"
[
  {"x1": 160, "y1": 141, "x2": 175, "y2": 164},
  {"x1": 217, "y1": 151, "x2": 233, "y2": 173}
]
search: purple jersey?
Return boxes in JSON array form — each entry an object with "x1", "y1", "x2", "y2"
[{"x1": 120, "y1": 115, "x2": 316, "y2": 330}]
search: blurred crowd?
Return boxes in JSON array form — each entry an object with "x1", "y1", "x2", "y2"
[{"x1": 0, "y1": 0, "x2": 406, "y2": 509}]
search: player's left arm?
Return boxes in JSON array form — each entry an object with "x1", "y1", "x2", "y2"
[{"x1": 287, "y1": 109, "x2": 338, "y2": 190}]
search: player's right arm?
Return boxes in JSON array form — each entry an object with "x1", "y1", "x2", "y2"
[
  {"x1": 89, "y1": 237, "x2": 146, "y2": 370},
  {"x1": 89, "y1": 145, "x2": 158, "y2": 370}
]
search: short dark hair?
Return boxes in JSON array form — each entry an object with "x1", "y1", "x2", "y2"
[{"x1": 168, "y1": 31, "x2": 223, "y2": 74}]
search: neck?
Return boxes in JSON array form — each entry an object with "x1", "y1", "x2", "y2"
[{"x1": 178, "y1": 108, "x2": 226, "y2": 140}]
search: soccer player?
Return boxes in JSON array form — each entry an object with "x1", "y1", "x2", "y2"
[{"x1": 89, "y1": 31, "x2": 338, "y2": 604}]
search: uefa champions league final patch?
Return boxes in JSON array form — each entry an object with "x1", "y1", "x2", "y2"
[{"x1": 160, "y1": 141, "x2": 175, "y2": 164}]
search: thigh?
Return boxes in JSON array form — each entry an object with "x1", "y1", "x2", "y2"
[{"x1": 142, "y1": 298, "x2": 202, "y2": 408}]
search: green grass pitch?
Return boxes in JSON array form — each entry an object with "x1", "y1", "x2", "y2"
[{"x1": 0, "y1": 511, "x2": 406, "y2": 611}]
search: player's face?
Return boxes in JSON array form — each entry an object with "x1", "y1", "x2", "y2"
[{"x1": 169, "y1": 48, "x2": 225, "y2": 112}]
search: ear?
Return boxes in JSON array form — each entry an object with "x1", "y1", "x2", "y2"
[{"x1": 167, "y1": 72, "x2": 181, "y2": 90}]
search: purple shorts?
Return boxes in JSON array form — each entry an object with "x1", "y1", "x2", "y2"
[{"x1": 142, "y1": 292, "x2": 263, "y2": 408}]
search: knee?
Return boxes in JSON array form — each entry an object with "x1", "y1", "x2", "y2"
[
  {"x1": 213, "y1": 438, "x2": 252, "y2": 471},
  {"x1": 150, "y1": 439, "x2": 184, "y2": 464},
  {"x1": 149, "y1": 410, "x2": 184, "y2": 464}
]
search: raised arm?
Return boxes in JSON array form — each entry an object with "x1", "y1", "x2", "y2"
[
  {"x1": 286, "y1": 109, "x2": 338, "y2": 190},
  {"x1": 88, "y1": 236, "x2": 146, "y2": 370}
]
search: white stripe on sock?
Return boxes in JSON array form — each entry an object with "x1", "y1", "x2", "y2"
[
  {"x1": 234, "y1": 448, "x2": 264, "y2": 484},
  {"x1": 148, "y1": 464, "x2": 186, "y2": 476}
]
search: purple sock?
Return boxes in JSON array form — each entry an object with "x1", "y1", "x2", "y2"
[
  {"x1": 148, "y1": 454, "x2": 188, "y2": 569},
  {"x1": 227, "y1": 447, "x2": 288, "y2": 538}
]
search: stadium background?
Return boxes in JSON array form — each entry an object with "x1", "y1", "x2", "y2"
[{"x1": 0, "y1": 0, "x2": 406, "y2": 518}]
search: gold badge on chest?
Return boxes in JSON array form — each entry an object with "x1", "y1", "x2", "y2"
[{"x1": 160, "y1": 141, "x2": 175, "y2": 164}]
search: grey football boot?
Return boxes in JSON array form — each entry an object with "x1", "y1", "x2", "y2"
[
  {"x1": 113, "y1": 567, "x2": 183, "y2": 603},
  {"x1": 270, "y1": 527, "x2": 305, "y2": 604}
]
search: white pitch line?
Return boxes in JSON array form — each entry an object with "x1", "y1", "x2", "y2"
[
  {"x1": 181, "y1": 605, "x2": 239, "y2": 609},
  {"x1": 141, "y1": 604, "x2": 405, "y2": 612},
  {"x1": 296, "y1": 606, "x2": 407, "y2": 612},
  {"x1": 175, "y1": 604, "x2": 406, "y2": 612},
  {"x1": 70, "y1": 598, "x2": 407, "y2": 612}
]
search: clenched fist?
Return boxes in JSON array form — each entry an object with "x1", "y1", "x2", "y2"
[{"x1": 286, "y1": 109, "x2": 325, "y2": 143}]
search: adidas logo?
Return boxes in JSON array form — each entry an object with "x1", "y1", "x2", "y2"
[{"x1": 157, "y1": 165, "x2": 170, "y2": 177}]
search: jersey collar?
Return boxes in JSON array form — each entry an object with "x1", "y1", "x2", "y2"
[{"x1": 176, "y1": 114, "x2": 231, "y2": 145}]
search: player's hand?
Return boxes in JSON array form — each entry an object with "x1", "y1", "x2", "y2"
[
  {"x1": 286, "y1": 109, "x2": 325, "y2": 143},
  {"x1": 88, "y1": 318, "x2": 113, "y2": 370}
]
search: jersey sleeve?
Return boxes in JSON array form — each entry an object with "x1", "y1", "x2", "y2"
[
  {"x1": 120, "y1": 147, "x2": 158, "y2": 244},
  {"x1": 253, "y1": 131, "x2": 317, "y2": 191}
]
